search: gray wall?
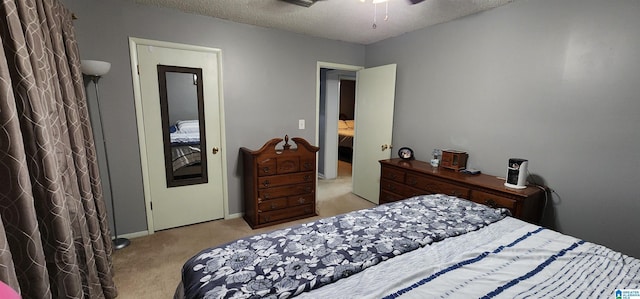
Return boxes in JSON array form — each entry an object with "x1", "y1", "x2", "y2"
[
  {"x1": 367, "y1": 0, "x2": 640, "y2": 257},
  {"x1": 166, "y1": 72, "x2": 198, "y2": 125},
  {"x1": 64, "y1": 0, "x2": 640, "y2": 258},
  {"x1": 62, "y1": 0, "x2": 365, "y2": 235}
]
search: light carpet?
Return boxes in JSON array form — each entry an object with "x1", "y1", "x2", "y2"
[{"x1": 112, "y1": 161, "x2": 373, "y2": 298}]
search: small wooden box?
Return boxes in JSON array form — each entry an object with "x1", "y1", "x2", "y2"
[{"x1": 440, "y1": 150, "x2": 468, "y2": 171}]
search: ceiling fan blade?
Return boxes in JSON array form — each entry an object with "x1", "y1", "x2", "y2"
[
  {"x1": 280, "y1": 0, "x2": 319, "y2": 7},
  {"x1": 408, "y1": 0, "x2": 425, "y2": 4}
]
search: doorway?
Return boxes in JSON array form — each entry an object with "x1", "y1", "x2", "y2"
[
  {"x1": 320, "y1": 68, "x2": 357, "y2": 180},
  {"x1": 316, "y1": 62, "x2": 397, "y2": 204},
  {"x1": 129, "y1": 38, "x2": 228, "y2": 233}
]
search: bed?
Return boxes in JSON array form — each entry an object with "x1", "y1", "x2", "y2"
[
  {"x1": 338, "y1": 120, "x2": 354, "y2": 162},
  {"x1": 169, "y1": 120, "x2": 202, "y2": 177},
  {"x1": 175, "y1": 194, "x2": 640, "y2": 299}
]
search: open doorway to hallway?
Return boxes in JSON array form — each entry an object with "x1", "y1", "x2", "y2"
[
  {"x1": 317, "y1": 62, "x2": 397, "y2": 205},
  {"x1": 315, "y1": 62, "x2": 362, "y2": 204},
  {"x1": 318, "y1": 69, "x2": 355, "y2": 201},
  {"x1": 318, "y1": 68, "x2": 357, "y2": 181}
]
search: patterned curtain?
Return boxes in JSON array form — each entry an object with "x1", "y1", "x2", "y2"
[{"x1": 0, "y1": 0, "x2": 116, "y2": 298}]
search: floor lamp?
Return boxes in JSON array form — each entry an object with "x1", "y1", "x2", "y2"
[{"x1": 81, "y1": 60, "x2": 131, "y2": 250}]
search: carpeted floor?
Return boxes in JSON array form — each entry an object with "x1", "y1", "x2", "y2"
[{"x1": 112, "y1": 161, "x2": 372, "y2": 298}]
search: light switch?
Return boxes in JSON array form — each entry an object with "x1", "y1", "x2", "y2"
[{"x1": 298, "y1": 119, "x2": 305, "y2": 130}]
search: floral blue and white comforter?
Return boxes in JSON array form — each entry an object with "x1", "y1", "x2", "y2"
[{"x1": 181, "y1": 194, "x2": 508, "y2": 299}]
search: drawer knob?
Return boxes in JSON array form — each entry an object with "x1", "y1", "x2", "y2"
[
  {"x1": 264, "y1": 194, "x2": 271, "y2": 199},
  {"x1": 303, "y1": 175, "x2": 311, "y2": 181},
  {"x1": 298, "y1": 197, "x2": 306, "y2": 204},
  {"x1": 262, "y1": 167, "x2": 271, "y2": 174},
  {"x1": 270, "y1": 203, "x2": 278, "y2": 209},
  {"x1": 262, "y1": 180, "x2": 271, "y2": 187}
]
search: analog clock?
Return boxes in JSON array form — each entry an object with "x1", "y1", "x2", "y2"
[{"x1": 398, "y1": 147, "x2": 414, "y2": 160}]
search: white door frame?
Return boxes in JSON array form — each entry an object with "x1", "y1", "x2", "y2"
[
  {"x1": 129, "y1": 37, "x2": 229, "y2": 234},
  {"x1": 315, "y1": 62, "x2": 363, "y2": 178}
]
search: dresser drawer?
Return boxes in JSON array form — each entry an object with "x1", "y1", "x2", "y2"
[
  {"x1": 380, "y1": 179, "x2": 426, "y2": 198},
  {"x1": 381, "y1": 167, "x2": 405, "y2": 183},
  {"x1": 379, "y1": 189, "x2": 405, "y2": 204},
  {"x1": 257, "y1": 197, "x2": 289, "y2": 212},
  {"x1": 257, "y1": 158, "x2": 277, "y2": 176},
  {"x1": 379, "y1": 159, "x2": 544, "y2": 224},
  {"x1": 470, "y1": 190, "x2": 517, "y2": 214},
  {"x1": 259, "y1": 183, "x2": 314, "y2": 200},
  {"x1": 405, "y1": 174, "x2": 470, "y2": 198},
  {"x1": 288, "y1": 194, "x2": 314, "y2": 207},
  {"x1": 300, "y1": 158, "x2": 315, "y2": 172},
  {"x1": 242, "y1": 137, "x2": 319, "y2": 229},
  {"x1": 277, "y1": 157, "x2": 299, "y2": 174},
  {"x1": 258, "y1": 172, "x2": 314, "y2": 189},
  {"x1": 259, "y1": 204, "x2": 314, "y2": 224}
]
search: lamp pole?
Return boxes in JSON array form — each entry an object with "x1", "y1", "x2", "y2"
[{"x1": 82, "y1": 60, "x2": 130, "y2": 250}]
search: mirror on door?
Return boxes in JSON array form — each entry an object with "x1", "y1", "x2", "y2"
[{"x1": 157, "y1": 65, "x2": 208, "y2": 187}]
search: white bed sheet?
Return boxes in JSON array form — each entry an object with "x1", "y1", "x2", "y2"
[
  {"x1": 299, "y1": 217, "x2": 640, "y2": 299},
  {"x1": 338, "y1": 128, "x2": 354, "y2": 138},
  {"x1": 170, "y1": 131, "x2": 200, "y2": 144},
  {"x1": 338, "y1": 120, "x2": 354, "y2": 140}
]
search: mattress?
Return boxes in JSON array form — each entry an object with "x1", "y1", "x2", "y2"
[
  {"x1": 299, "y1": 217, "x2": 640, "y2": 298},
  {"x1": 176, "y1": 194, "x2": 640, "y2": 299}
]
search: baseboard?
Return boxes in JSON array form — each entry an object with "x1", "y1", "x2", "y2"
[
  {"x1": 116, "y1": 214, "x2": 244, "y2": 239},
  {"x1": 115, "y1": 230, "x2": 149, "y2": 240},
  {"x1": 226, "y1": 212, "x2": 243, "y2": 219}
]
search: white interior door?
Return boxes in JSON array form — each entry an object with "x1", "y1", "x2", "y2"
[
  {"x1": 132, "y1": 40, "x2": 226, "y2": 231},
  {"x1": 352, "y1": 64, "x2": 397, "y2": 204}
]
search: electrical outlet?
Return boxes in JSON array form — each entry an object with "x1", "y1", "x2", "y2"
[{"x1": 298, "y1": 119, "x2": 305, "y2": 130}]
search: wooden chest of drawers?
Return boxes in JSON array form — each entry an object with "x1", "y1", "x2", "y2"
[
  {"x1": 241, "y1": 136, "x2": 319, "y2": 229},
  {"x1": 380, "y1": 158, "x2": 545, "y2": 223}
]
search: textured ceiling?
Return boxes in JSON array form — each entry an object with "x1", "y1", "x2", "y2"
[{"x1": 131, "y1": 0, "x2": 513, "y2": 45}]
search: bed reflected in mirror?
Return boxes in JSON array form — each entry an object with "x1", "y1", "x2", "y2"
[{"x1": 158, "y1": 65, "x2": 207, "y2": 187}]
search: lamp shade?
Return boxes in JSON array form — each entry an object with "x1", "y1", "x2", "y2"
[{"x1": 81, "y1": 60, "x2": 111, "y2": 76}]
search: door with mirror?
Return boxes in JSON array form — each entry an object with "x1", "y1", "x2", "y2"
[
  {"x1": 133, "y1": 40, "x2": 226, "y2": 231},
  {"x1": 158, "y1": 65, "x2": 208, "y2": 187}
]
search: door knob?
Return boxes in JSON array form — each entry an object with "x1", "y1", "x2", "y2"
[{"x1": 212, "y1": 147, "x2": 219, "y2": 154}]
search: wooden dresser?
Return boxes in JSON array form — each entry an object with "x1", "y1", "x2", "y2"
[
  {"x1": 379, "y1": 158, "x2": 545, "y2": 223},
  {"x1": 241, "y1": 136, "x2": 319, "y2": 229}
]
